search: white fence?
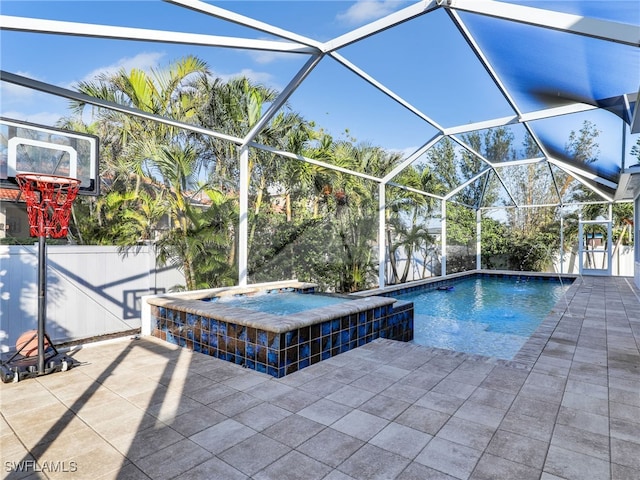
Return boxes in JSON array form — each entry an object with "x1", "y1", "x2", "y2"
[
  {"x1": 2, "y1": 243, "x2": 635, "y2": 354},
  {"x1": 553, "y1": 245, "x2": 634, "y2": 276},
  {"x1": 0, "y1": 245, "x2": 184, "y2": 353}
]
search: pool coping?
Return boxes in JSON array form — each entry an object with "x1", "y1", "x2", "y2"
[
  {"x1": 353, "y1": 269, "x2": 578, "y2": 297},
  {"x1": 143, "y1": 280, "x2": 397, "y2": 334}
]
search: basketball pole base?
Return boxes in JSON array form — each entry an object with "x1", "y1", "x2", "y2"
[{"x1": 0, "y1": 329, "x2": 73, "y2": 383}]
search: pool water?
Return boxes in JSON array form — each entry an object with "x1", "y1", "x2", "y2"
[
  {"x1": 394, "y1": 276, "x2": 571, "y2": 359},
  {"x1": 204, "y1": 291, "x2": 349, "y2": 315}
]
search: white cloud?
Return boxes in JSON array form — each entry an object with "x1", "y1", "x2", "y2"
[
  {"x1": 388, "y1": 145, "x2": 421, "y2": 160},
  {"x1": 247, "y1": 48, "x2": 292, "y2": 66},
  {"x1": 245, "y1": 36, "x2": 300, "y2": 65},
  {"x1": 336, "y1": 0, "x2": 407, "y2": 26},
  {"x1": 72, "y1": 51, "x2": 167, "y2": 87},
  {"x1": 213, "y1": 68, "x2": 280, "y2": 90},
  {"x1": 0, "y1": 71, "x2": 70, "y2": 126},
  {"x1": 0, "y1": 71, "x2": 41, "y2": 103},
  {"x1": 1, "y1": 83, "x2": 33, "y2": 102},
  {"x1": 1, "y1": 110, "x2": 64, "y2": 127}
]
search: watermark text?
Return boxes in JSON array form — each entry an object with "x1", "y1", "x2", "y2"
[{"x1": 5, "y1": 460, "x2": 78, "y2": 473}]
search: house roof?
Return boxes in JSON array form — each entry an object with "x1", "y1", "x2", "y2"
[{"x1": 0, "y1": 188, "x2": 23, "y2": 202}]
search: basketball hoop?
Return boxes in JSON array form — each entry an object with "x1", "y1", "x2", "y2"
[
  {"x1": 16, "y1": 173, "x2": 81, "y2": 238},
  {"x1": 2, "y1": 173, "x2": 82, "y2": 380}
]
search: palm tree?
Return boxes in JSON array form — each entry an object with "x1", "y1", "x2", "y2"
[
  {"x1": 320, "y1": 142, "x2": 400, "y2": 291},
  {"x1": 386, "y1": 164, "x2": 442, "y2": 283},
  {"x1": 151, "y1": 143, "x2": 238, "y2": 290},
  {"x1": 72, "y1": 55, "x2": 209, "y2": 194},
  {"x1": 155, "y1": 185, "x2": 238, "y2": 290}
]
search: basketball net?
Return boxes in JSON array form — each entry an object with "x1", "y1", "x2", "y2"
[{"x1": 16, "y1": 174, "x2": 81, "y2": 238}]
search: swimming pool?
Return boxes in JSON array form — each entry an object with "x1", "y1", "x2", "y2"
[
  {"x1": 392, "y1": 275, "x2": 572, "y2": 359},
  {"x1": 202, "y1": 290, "x2": 350, "y2": 315}
]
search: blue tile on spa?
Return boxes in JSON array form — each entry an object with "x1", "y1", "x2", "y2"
[{"x1": 321, "y1": 322, "x2": 331, "y2": 336}]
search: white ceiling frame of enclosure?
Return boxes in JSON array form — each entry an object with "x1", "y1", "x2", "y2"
[
  {"x1": 439, "y1": 0, "x2": 639, "y2": 47},
  {"x1": 1, "y1": 0, "x2": 637, "y2": 289}
]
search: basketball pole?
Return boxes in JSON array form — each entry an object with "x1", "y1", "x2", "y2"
[{"x1": 37, "y1": 234, "x2": 46, "y2": 375}]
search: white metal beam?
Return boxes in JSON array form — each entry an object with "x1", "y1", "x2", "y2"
[
  {"x1": 451, "y1": 91, "x2": 638, "y2": 136},
  {"x1": 447, "y1": 135, "x2": 520, "y2": 208},
  {"x1": 441, "y1": 0, "x2": 640, "y2": 47},
  {"x1": 378, "y1": 183, "x2": 387, "y2": 288},
  {"x1": 387, "y1": 182, "x2": 445, "y2": 202},
  {"x1": 482, "y1": 203, "x2": 562, "y2": 210},
  {"x1": 165, "y1": 0, "x2": 323, "y2": 50},
  {"x1": 443, "y1": 168, "x2": 491, "y2": 201},
  {"x1": 0, "y1": 15, "x2": 315, "y2": 53},
  {"x1": 444, "y1": 116, "x2": 519, "y2": 136},
  {"x1": 491, "y1": 157, "x2": 546, "y2": 168},
  {"x1": 238, "y1": 146, "x2": 249, "y2": 286},
  {"x1": 547, "y1": 157, "x2": 615, "y2": 202},
  {"x1": 514, "y1": 119, "x2": 564, "y2": 203},
  {"x1": 450, "y1": 135, "x2": 493, "y2": 168},
  {"x1": 476, "y1": 172, "x2": 491, "y2": 208},
  {"x1": 631, "y1": 88, "x2": 640, "y2": 134},
  {"x1": 519, "y1": 103, "x2": 601, "y2": 123},
  {"x1": 241, "y1": 55, "x2": 323, "y2": 147},
  {"x1": 249, "y1": 142, "x2": 384, "y2": 184},
  {"x1": 441, "y1": 201, "x2": 447, "y2": 276},
  {"x1": 476, "y1": 209, "x2": 482, "y2": 269},
  {"x1": 481, "y1": 200, "x2": 631, "y2": 210},
  {"x1": 324, "y1": 1, "x2": 440, "y2": 52},
  {"x1": 547, "y1": 156, "x2": 618, "y2": 191},
  {"x1": 491, "y1": 168, "x2": 520, "y2": 208},
  {"x1": 444, "y1": 102, "x2": 602, "y2": 136}
]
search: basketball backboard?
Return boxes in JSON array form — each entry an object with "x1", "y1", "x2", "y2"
[{"x1": 1, "y1": 117, "x2": 99, "y2": 195}]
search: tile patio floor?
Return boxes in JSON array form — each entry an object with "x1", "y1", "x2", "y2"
[{"x1": 1, "y1": 275, "x2": 639, "y2": 480}]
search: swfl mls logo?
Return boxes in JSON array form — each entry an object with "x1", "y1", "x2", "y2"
[{"x1": 5, "y1": 460, "x2": 78, "y2": 473}]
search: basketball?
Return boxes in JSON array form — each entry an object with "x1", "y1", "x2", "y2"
[{"x1": 15, "y1": 330, "x2": 51, "y2": 357}]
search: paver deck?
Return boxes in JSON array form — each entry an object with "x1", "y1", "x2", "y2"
[{"x1": 1, "y1": 275, "x2": 639, "y2": 479}]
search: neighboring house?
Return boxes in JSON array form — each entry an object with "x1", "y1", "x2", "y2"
[{"x1": 0, "y1": 188, "x2": 29, "y2": 239}]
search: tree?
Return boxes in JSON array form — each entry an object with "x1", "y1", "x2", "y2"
[
  {"x1": 65, "y1": 56, "x2": 243, "y2": 288},
  {"x1": 66, "y1": 56, "x2": 210, "y2": 242},
  {"x1": 559, "y1": 120, "x2": 601, "y2": 204},
  {"x1": 73, "y1": 55, "x2": 209, "y2": 192},
  {"x1": 317, "y1": 142, "x2": 393, "y2": 292},
  {"x1": 631, "y1": 136, "x2": 640, "y2": 164},
  {"x1": 503, "y1": 133, "x2": 555, "y2": 235},
  {"x1": 386, "y1": 165, "x2": 441, "y2": 283},
  {"x1": 424, "y1": 130, "x2": 514, "y2": 274},
  {"x1": 156, "y1": 186, "x2": 237, "y2": 290}
]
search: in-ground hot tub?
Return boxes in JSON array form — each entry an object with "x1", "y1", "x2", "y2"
[{"x1": 142, "y1": 281, "x2": 413, "y2": 377}]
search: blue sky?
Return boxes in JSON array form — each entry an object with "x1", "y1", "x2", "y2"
[{"x1": 1, "y1": 0, "x2": 638, "y2": 171}]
